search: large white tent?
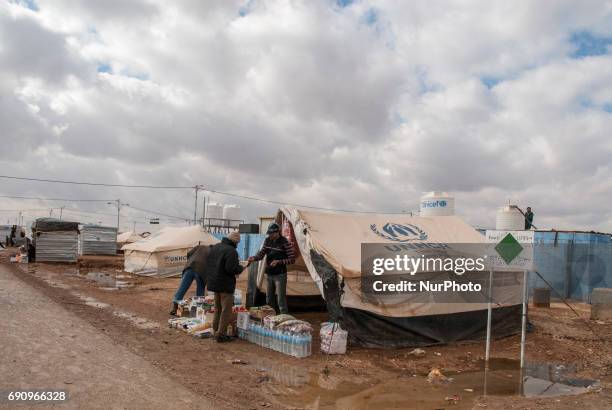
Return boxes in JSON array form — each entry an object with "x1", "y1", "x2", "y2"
[
  {"x1": 256, "y1": 207, "x2": 523, "y2": 347},
  {"x1": 122, "y1": 226, "x2": 218, "y2": 277}
]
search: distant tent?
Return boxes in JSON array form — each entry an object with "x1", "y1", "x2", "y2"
[
  {"x1": 117, "y1": 231, "x2": 142, "y2": 246},
  {"x1": 262, "y1": 207, "x2": 522, "y2": 348},
  {"x1": 122, "y1": 225, "x2": 219, "y2": 277}
]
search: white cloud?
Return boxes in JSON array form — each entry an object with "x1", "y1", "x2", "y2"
[{"x1": 0, "y1": 0, "x2": 611, "y2": 232}]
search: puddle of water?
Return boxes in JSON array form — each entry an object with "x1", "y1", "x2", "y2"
[
  {"x1": 273, "y1": 358, "x2": 599, "y2": 409},
  {"x1": 71, "y1": 293, "x2": 111, "y2": 309},
  {"x1": 81, "y1": 271, "x2": 134, "y2": 290},
  {"x1": 113, "y1": 310, "x2": 159, "y2": 330}
]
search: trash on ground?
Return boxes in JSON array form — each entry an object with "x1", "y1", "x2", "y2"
[{"x1": 427, "y1": 368, "x2": 451, "y2": 384}]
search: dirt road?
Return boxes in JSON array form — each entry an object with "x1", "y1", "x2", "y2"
[{"x1": 0, "y1": 263, "x2": 217, "y2": 409}]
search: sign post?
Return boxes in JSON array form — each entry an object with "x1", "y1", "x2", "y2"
[
  {"x1": 485, "y1": 266, "x2": 493, "y2": 366},
  {"x1": 520, "y1": 269, "x2": 528, "y2": 368},
  {"x1": 485, "y1": 230, "x2": 534, "y2": 373}
]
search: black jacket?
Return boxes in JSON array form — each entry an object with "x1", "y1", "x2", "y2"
[
  {"x1": 184, "y1": 244, "x2": 211, "y2": 277},
  {"x1": 205, "y1": 237, "x2": 244, "y2": 294}
]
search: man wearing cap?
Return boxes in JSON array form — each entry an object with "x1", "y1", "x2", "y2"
[
  {"x1": 205, "y1": 231, "x2": 244, "y2": 343},
  {"x1": 248, "y1": 223, "x2": 295, "y2": 314}
]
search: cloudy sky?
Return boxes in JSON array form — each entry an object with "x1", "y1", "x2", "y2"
[{"x1": 1, "y1": 0, "x2": 612, "y2": 232}]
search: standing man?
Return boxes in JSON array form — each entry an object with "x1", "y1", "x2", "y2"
[
  {"x1": 206, "y1": 231, "x2": 244, "y2": 343},
  {"x1": 524, "y1": 207, "x2": 534, "y2": 230},
  {"x1": 169, "y1": 242, "x2": 211, "y2": 316},
  {"x1": 248, "y1": 222, "x2": 295, "y2": 314},
  {"x1": 9, "y1": 225, "x2": 16, "y2": 247}
]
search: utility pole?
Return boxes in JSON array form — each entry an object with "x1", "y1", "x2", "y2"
[
  {"x1": 108, "y1": 200, "x2": 129, "y2": 230},
  {"x1": 193, "y1": 185, "x2": 203, "y2": 225},
  {"x1": 49, "y1": 208, "x2": 53, "y2": 217},
  {"x1": 59, "y1": 206, "x2": 65, "y2": 220}
]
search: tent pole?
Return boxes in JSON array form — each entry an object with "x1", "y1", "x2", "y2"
[
  {"x1": 485, "y1": 266, "x2": 493, "y2": 366},
  {"x1": 520, "y1": 269, "x2": 528, "y2": 368}
]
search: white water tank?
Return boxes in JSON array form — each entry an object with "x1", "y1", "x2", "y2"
[
  {"x1": 495, "y1": 205, "x2": 525, "y2": 230},
  {"x1": 223, "y1": 204, "x2": 241, "y2": 228},
  {"x1": 419, "y1": 192, "x2": 455, "y2": 216},
  {"x1": 206, "y1": 202, "x2": 223, "y2": 224}
]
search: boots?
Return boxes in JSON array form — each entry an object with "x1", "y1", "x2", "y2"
[{"x1": 169, "y1": 302, "x2": 178, "y2": 316}]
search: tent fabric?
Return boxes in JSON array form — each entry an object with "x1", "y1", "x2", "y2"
[
  {"x1": 122, "y1": 226, "x2": 218, "y2": 252},
  {"x1": 275, "y1": 207, "x2": 522, "y2": 347},
  {"x1": 123, "y1": 226, "x2": 219, "y2": 277},
  {"x1": 341, "y1": 305, "x2": 522, "y2": 347},
  {"x1": 284, "y1": 208, "x2": 485, "y2": 279},
  {"x1": 117, "y1": 231, "x2": 141, "y2": 244}
]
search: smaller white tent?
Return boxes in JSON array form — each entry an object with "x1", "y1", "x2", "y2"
[
  {"x1": 122, "y1": 226, "x2": 219, "y2": 277},
  {"x1": 117, "y1": 231, "x2": 142, "y2": 246}
]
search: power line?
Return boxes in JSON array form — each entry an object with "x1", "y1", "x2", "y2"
[
  {"x1": 0, "y1": 208, "x2": 54, "y2": 213},
  {"x1": 0, "y1": 194, "x2": 112, "y2": 202},
  {"x1": 0, "y1": 175, "x2": 192, "y2": 189},
  {"x1": 0, "y1": 174, "x2": 409, "y2": 214},
  {"x1": 126, "y1": 205, "x2": 191, "y2": 221},
  {"x1": 199, "y1": 186, "x2": 409, "y2": 214}
]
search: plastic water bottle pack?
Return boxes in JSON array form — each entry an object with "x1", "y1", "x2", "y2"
[{"x1": 242, "y1": 320, "x2": 311, "y2": 358}]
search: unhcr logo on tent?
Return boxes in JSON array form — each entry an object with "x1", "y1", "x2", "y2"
[{"x1": 370, "y1": 223, "x2": 428, "y2": 242}]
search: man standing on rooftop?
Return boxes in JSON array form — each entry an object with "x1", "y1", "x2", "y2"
[{"x1": 524, "y1": 207, "x2": 534, "y2": 230}]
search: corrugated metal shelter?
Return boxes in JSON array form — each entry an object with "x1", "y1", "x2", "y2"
[
  {"x1": 0, "y1": 225, "x2": 12, "y2": 245},
  {"x1": 32, "y1": 218, "x2": 79, "y2": 263},
  {"x1": 80, "y1": 225, "x2": 118, "y2": 256}
]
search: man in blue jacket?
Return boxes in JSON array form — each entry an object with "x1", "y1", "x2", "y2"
[{"x1": 205, "y1": 231, "x2": 244, "y2": 343}]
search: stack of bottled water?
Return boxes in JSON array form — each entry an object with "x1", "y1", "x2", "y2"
[{"x1": 243, "y1": 320, "x2": 311, "y2": 358}]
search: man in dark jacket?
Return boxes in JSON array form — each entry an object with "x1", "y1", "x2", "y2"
[
  {"x1": 524, "y1": 207, "x2": 534, "y2": 230},
  {"x1": 169, "y1": 242, "x2": 212, "y2": 315},
  {"x1": 248, "y1": 222, "x2": 295, "y2": 314},
  {"x1": 205, "y1": 231, "x2": 244, "y2": 342}
]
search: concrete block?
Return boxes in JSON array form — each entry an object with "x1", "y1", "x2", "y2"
[{"x1": 590, "y1": 288, "x2": 612, "y2": 320}]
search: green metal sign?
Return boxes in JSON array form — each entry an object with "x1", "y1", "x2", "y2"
[{"x1": 494, "y1": 233, "x2": 524, "y2": 264}]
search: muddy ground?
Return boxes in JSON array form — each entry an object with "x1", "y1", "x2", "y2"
[{"x1": 2, "y1": 250, "x2": 612, "y2": 409}]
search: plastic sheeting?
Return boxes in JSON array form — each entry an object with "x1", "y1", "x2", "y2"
[
  {"x1": 32, "y1": 218, "x2": 79, "y2": 232},
  {"x1": 530, "y1": 242, "x2": 612, "y2": 302}
]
